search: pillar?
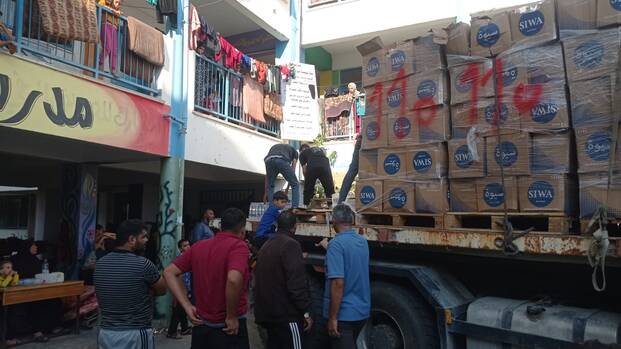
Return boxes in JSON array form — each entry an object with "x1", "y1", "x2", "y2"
[
  {"x1": 155, "y1": 0, "x2": 189, "y2": 320},
  {"x1": 60, "y1": 164, "x2": 98, "y2": 279},
  {"x1": 275, "y1": 0, "x2": 302, "y2": 64}
]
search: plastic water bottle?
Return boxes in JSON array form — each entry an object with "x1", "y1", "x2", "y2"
[{"x1": 42, "y1": 259, "x2": 49, "y2": 274}]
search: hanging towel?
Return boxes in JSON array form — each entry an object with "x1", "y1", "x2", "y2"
[
  {"x1": 243, "y1": 74, "x2": 266, "y2": 123},
  {"x1": 324, "y1": 95, "x2": 354, "y2": 119},
  {"x1": 33, "y1": 0, "x2": 98, "y2": 43},
  {"x1": 257, "y1": 62, "x2": 267, "y2": 83},
  {"x1": 127, "y1": 16, "x2": 164, "y2": 66},
  {"x1": 189, "y1": 4, "x2": 201, "y2": 51},
  {"x1": 250, "y1": 59, "x2": 257, "y2": 79}
]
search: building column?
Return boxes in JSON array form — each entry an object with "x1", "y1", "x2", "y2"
[
  {"x1": 60, "y1": 164, "x2": 98, "y2": 279},
  {"x1": 156, "y1": 0, "x2": 189, "y2": 320},
  {"x1": 275, "y1": 0, "x2": 302, "y2": 64}
]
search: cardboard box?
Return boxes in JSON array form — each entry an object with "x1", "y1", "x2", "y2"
[
  {"x1": 597, "y1": 0, "x2": 621, "y2": 28},
  {"x1": 569, "y1": 75, "x2": 614, "y2": 128},
  {"x1": 471, "y1": 11, "x2": 512, "y2": 57},
  {"x1": 531, "y1": 131, "x2": 575, "y2": 174},
  {"x1": 579, "y1": 172, "x2": 621, "y2": 218},
  {"x1": 410, "y1": 69, "x2": 449, "y2": 109},
  {"x1": 521, "y1": 82, "x2": 571, "y2": 131},
  {"x1": 510, "y1": 0, "x2": 557, "y2": 48},
  {"x1": 383, "y1": 180, "x2": 415, "y2": 213},
  {"x1": 406, "y1": 142, "x2": 448, "y2": 180},
  {"x1": 486, "y1": 132, "x2": 531, "y2": 176},
  {"x1": 448, "y1": 138, "x2": 486, "y2": 178},
  {"x1": 359, "y1": 150, "x2": 378, "y2": 180},
  {"x1": 388, "y1": 114, "x2": 417, "y2": 147},
  {"x1": 447, "y1": 22, "x2": 471, "y2": 56},
  {"x1": 449, "y1": 58, "x2": 495, "y2": 105},
  {"x1": 377, "y1": 148, "x2": 407, "y2": 178},
  {"x1": 557, "y1": 0, "x2": 597, "y2": 30},
  {"x1": 519, "y1": 175, "x2": 577, "y2": 213},
  {"x1": 385, "y1": 41, "x2": 416, "y2": 81},
  {"x1": 361, "y1": 115, "x2": 389, "y2": 150},
  {"x1": 412, "y1": 32, "x2": 446, "y2": 73},
  {"x1": 521, "y1": 43, "x2": 566, "y2": 83},
  {"x1": 356, "y1": 180, "x2": 383, "y2": 213},
  {"x1": 477, "y1": 176, "x2": 519, "y2": 211},
  {"x1": 362, "y1": 48, "x2": 386, "y2": 88},
  {"x1": 449, "y1": 179, "x2": 478, "y2": 212},
  {"x1": 412, "y1": 105, "x2": 451, "y2": 144},
  {"x1": 575, "y1": 125, "x2": 621, "y2": 174},
  {"x1": 562, "y1": 28, "x2": 621, "y2": 83},
  {"x1": 416, "y1": 179, "x2": 449, "y2": 213}
]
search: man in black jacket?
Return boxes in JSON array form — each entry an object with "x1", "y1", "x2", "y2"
[
  {"x1": 254, "y1": 210, "x2": 313, "y2": 348},
  {"x1": 299, "y1": 144, "x2": 335, "y2": 207}
]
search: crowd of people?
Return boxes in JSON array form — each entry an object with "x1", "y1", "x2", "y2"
[{"x1": 86, "y1": 199, "x2": 369, "y2": 349}]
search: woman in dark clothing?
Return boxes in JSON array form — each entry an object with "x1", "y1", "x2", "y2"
[{"x1": 9, "y1": 240, "x2": 63, "y2": 344}]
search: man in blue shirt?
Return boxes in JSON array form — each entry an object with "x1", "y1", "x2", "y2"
[
  {"x1": 254, "y1": 191, "x2": 289, "y2": 249},
  {"x1": 191, "y1": 209, "x2": 215, "y2": 243},
  {"x1": 323, "y1": 204, "x2": 370, "y2": 348}
]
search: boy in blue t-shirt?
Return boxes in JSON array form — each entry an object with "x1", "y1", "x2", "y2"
[
  {"x1": 167, "y1": 239, "x2": 193, "y2": 339},
  {"x1": 254, "y1": 191, "x2": 289, "y2": 249}
]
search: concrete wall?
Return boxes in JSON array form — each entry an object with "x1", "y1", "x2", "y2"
[{"x1": 229, "y1": 0, "x2": 291, "y2": 41}]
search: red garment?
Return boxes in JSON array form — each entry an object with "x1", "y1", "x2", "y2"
[
  {"x1": 173, "y1": 232, "x2": 250, "y2": 323},
  {"x1": 280, "y1": 65, "x2": 290, "y2": 80},
  {"x1": 257, "y1": 62, "x2": 267, "y2": 83}
]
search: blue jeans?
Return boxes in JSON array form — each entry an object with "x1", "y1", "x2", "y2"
[
  {"x1": 338, "y1": 136, "x2": 362, "y2": 203},
  {"x1": 265, "y1": 158, "x2": 300, "y2": 207}
]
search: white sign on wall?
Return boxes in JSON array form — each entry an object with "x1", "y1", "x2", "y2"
[{"x1": 281, "y1": 63, "x2": 320, "y2": 142}]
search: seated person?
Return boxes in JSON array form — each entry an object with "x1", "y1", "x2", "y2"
[
  {"x1": 10, "y1": 240, "x2": 63, "y2": 344},
  {"x1": 0, "y1": 260, "x2": 19, "y2": 287},
  {"x1": 254, "y1": 191, "x2": 289, "y2": 249}
]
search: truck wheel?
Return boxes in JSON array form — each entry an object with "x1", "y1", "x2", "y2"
[
  {"x1": 368, "y1": 282, "x2": 439, "y2": 349},
  {"x1": 306, "y1": 273, "x2": 330, "y2": 349}
]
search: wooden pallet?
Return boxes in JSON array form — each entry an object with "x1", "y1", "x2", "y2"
[
  {"x1": 358, "y1": 212, "x2": 444, "y2": 229},
  {"x1": 444, "y1": 212, "x2": 574, "y2": 234},
  {"x1": 579, "y1": 218, "x2": 621, "y2": 235},
  {"x1": 295, "y1": 209, "x2": 331, "y2": 224}
]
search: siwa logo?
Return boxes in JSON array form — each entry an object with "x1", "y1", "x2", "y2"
[
  {"x1": 502, "y1": 65, "x2": 519, "y2": 87},
  {"x1": 528, "y1": 181, "x2": 554, "y2": 208},
  {"x1": 367, "y1": 57, "x2": 380, "y2": 77},
  {"x1": 585, "y1": 132, "x2": 611, "y2": 161},
  {"x1": 494, "y1": 141, "x2": 518, "y2": 168},
  {"x1": 417, "y1": 80, "x2": 437, "y2": 99},
  {"x1": 360, "y1": 186, "x2": 376, "y2": 205},
  {"x1": 383, "y1": 154, "x2": 401, "y2": 175},
  {"x1": 530, "y1": 103, "x2": 559, "y2": 124},
  {"x1": 477, "y1": 23, "x2": 500, "y2": 48},
  {"x1": 393, "y1": 117, "x2": 411, "y2": 139},
  {"x1": 413, "y1": 151, "x2": 433, "y2": 173},
  {"x1": 387, "y1": 88, "x2": 402, "y2": 108},
  {"x1": 454, "y1": 145, "x2": 474, "y2": 169},
  {"x1": 455, "y1": 71, "x2": 473, "y2": 93},
  {"x1": 574, "y1": 41, "x2": 605, "y2": 69},
  {"x1": 519, "y1": 10, "x2": 545, "y2": 36},
  {"x1": 366, "y1": 121, "x2": 379, "y2": 141},
  {"x1": 389, "y1": 188, "x2": 407, "y2": 209},
  {"x1": 391, "y1": 51, "x2": 406, "y2": 72},
  {"x1": 484, "y1": 183, "x2": 505, "y2": 207},
  {"x1": 485, "y1": 103, "x2": 508, "y2": 126},
  {"x1": 611, "y1": 0, "x2": 621, "y2": 11}
]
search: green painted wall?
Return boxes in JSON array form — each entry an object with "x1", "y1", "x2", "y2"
[{"x1": 304, "y1": 47, "x2": 332, "y2": 71}]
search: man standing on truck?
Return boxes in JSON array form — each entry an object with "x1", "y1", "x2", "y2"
[
  {"x1": 164, "y1": 208, "x2": 251, "y2": 349},
  {"x1": 299, "y1": 144, "x2": 335, "y2": 207},
  {"x1": 324, "y1": 204, "x2": 370, "y2": 348},
  {"x1": 337, "y1": 134, "x2": 362, "y2": 204},
  {"x1": 264, "y1": 143, "x2": 300, "y2": 208},
  {"x1": 254, "y1": 210, "x2": 313, "y2": 348}
]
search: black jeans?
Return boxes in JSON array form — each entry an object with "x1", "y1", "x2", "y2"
[
  {"x1": 263, "y1": 321, "x2": 304, "y2": 349},
  {"x1": 303, "y1": 164, "x2": 335, "y2": 206},
  {"x1": 330, "y1": 320, "x2": 366, "y2": 349},
  {"x1": 191, "y1": 319, "x2": 249, "y2": 349},
  {"x1": 338, "y1": 136, "x2": 361, "y2": 204},
  {"x1": 168, "y1": 302, "x2": 189, "y2": 335}
]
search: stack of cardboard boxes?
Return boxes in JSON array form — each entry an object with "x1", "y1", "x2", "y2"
[
  {"x1": 357, "y1": 0, "x2": 621, "y2": 220},
  {"x1": 358, "y1": 33, "x2": 450, "y2": 214}
]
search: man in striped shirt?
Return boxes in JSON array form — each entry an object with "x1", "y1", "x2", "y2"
[{"x1": 94, "y1": 219, "x2": 167, "y2": 349}]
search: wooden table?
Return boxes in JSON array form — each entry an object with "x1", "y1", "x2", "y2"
[{"x1": 0, "y1": 281, "x2": 84, "y2": 346}]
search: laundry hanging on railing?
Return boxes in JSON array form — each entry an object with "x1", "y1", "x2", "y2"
[
  {"x1": 324, "y1": 95, "x2": 354, "y2": 119},
  {"x1": 264, "y1": 93, "x2": 283, "y2": 121},
  {"x1": 243, "y1": 74, "x2": 266, "y2": 123},
  {"x1": 28, "y1": 0, "x2": 98, "y2": 43},
  {"x1": 127, "y1": 16, "x2": 165, "y2": 67},
  {"x1": 156, "y1": 0, "x2": 177, "y2": 28}
]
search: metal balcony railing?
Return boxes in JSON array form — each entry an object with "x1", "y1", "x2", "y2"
[
  {"x1": 1, "y1": 0, "x2": 160, "y2": 96},
  {"x1": 194, "y1": 54, "x2": 280, "y2": 137}
]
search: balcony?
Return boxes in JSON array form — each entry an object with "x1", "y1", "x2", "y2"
[
  {"x1": 0, "y1": 0, "x2": 161, "y2": 97},
  {"x1": 193, "y1": 54, "x2": 280, "y2": 138}
]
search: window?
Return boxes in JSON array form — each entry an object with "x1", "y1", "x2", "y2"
[
  {"x1": 308, "y1": 0, "x2": 337, "y2": 7},
  {"x1": 0, "y1": 195, "x2": 30, "y2": 229}
]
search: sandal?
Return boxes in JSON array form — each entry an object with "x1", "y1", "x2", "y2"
[
  {"x1": 166, "y1": 333, "x2": 182, "y2": 340},
  {"x1": 180, "y1": 328, "x2": 192, "y2": 335}
]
